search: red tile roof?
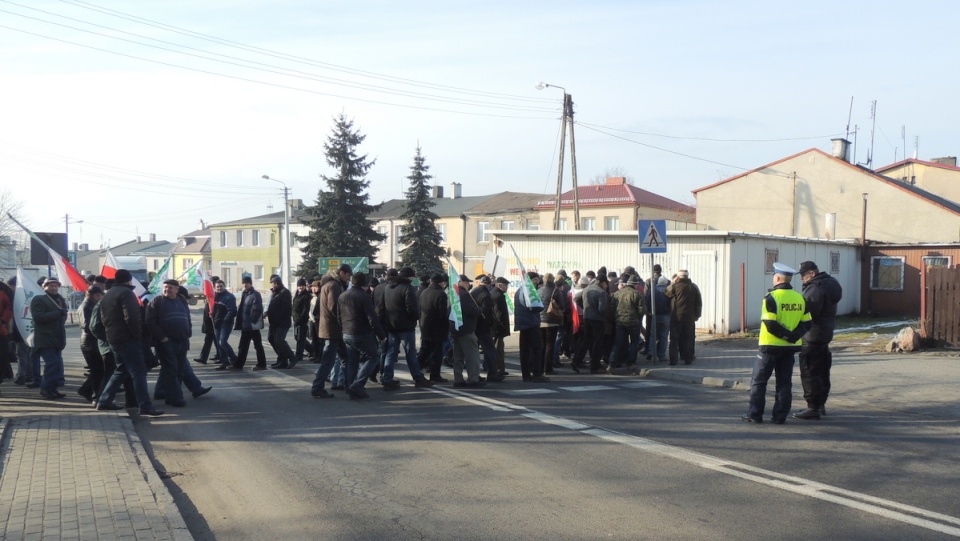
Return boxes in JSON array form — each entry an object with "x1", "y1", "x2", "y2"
[{"x1": 535, "y1": 183, "x2": 693, "y2": 212}]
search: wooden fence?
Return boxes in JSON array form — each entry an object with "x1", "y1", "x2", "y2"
[{"x1": 922, "y1": 266, "x2": 960, "y2": 346}]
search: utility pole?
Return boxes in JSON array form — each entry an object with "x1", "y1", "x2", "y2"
[{"x1": 538, "y1": 82, "x2": 581, "y2": 230}]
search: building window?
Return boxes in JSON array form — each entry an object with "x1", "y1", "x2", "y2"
[
  {"x1": 870, "y1": 256, "x2": 905, "y2": 291},
  {"x1": 270, "y1": 231, "x2": 276, "y2": 246},
  {"x1": 378, "y1": 226, "x2": 388, "y2": 245},
  {"x1": 220, "y1": 268, "x2": 231, "y2": 288},
  {"x1": 253, "y1": 265, "x2": 264, "y2": 281},
  {"x1": 289, "y1": 231, "x2": 297, "y2": 246},
  {"x1": 252, "y1": 229, "x2": 260, "y2": 246},
  {"x1": 183, "y1": 258, "x2": 194, "y2": 270},
  {"x1": 527, "y1": 223, "x2": 540, "y2": 230},
  {"x1": 395, "y1": 225, "x2": 404, "y2": 245},
  {"x1": 219, "y1": 231, "x2": 227, "y2": 247},
  {"x1": 922, "y1": 255, "x2": 951, "y2": 268},
  {"x1": 477, "y1": 221, "x2": 490, "y2": 243},
  {"x1": 582, "y1": 217, "x2": 596, "y2": 231},
  {"x1": 830, "y1": 252, "x2": 840, "y2": 274},
  {"x1": 558, "y1": 218, "x2": 567, "y2": 231},
  {"x1": 236, "y1": 230, "x2": 244, "y2": 247},
  {"x1": 604, "y1": 216, "x2": 620, "y2": 231},
  {"x1": 437, "y1": 223, "x2": 447, "y2": 244},
  {"x1": 152, "y1": 259, "x2": 158, "y2": 271},
  {"x1": 764, "y1": 249, "x2": 779, "y2": 274},
  {"x1": 501, "y1": 220, "x2": 515, "y2": 230}
]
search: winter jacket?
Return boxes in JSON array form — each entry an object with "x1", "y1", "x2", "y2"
[
  {"x1": 292, "y1": 289, "x2": 312, "y2": 326},
  {"x1": 490, "y1": 287, "x2": 511, "y2": 338},
  {"x1": 213, "y1": 290, "x2": 237, "y2": 330},
  {"x1": 582, "y1": 282, "x2": 609, "y2": 322},
  {"x1": 513, "y1": 288, "x2": 543, "y2": 332},
  {"x1": 538, "y1": 283, "x2": 566, "y2": 325},
  {"x1": 100, "y1": 284, "x2": 142, "y2": 345},
  {"x1": 665, "y1": 278, "x2": 702, "y2": 322},
  {"x1": 611, "y1": 285, "x2": 644, "y2": 328},
  {"x1": 235, "y1": 288, "x2": 264, "y2": 331},
  {"x1": 0, "y1": 287, "x2": 11, "y2": 337},
  {"x1": 644, "y1": 279, "x2": 671, "y2": 316},
  {"x1": 338, "y1": 286, "x2": 385, "y2": 339},
  {"x1": 146, "y1": 294, "x2": 193, "y2": 344},
  {"x1": 419, "y1": 283, "x2": 449, "y2": 341},
  {"x1": 31, "y1": 291, "x2": 68, "y2": 350},
  {"x1": 266, "y1": 285, "x2": 292, "y2": 327},
  {"x1": 381, "y1": 278, "x2": 419, "y2": 332},
  {"x1": 801, "y1": 272, "x2": 843, "y2": 344},
  {"x1": 77, "y1": 297, "x2": 98, "y2": 349},
  {"x1": 318, "y1": 274, "x2": 345, "y2": 340},
  {"x1": 451, "y1": 284, "x2": 481, "y2": 337},
  {"x1": 470, "y1": 285, "x2": 495, "y2": 334}
]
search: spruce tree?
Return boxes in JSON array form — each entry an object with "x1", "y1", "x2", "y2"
[
  {"x1": 398, "y1": 146, "x2": 445, "y2": 277},
  {"x1": 296, "y1": 114, "x2": 384, "y2": 278}
]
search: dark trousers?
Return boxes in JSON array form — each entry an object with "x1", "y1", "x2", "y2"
[
  {"x1": 198, "y1": 328, "x2": 219, "y2": 361},
  {"x1": 610, "y1": 325, "x2": 642, "y2": 368},
  {"x1": 421, "y1": 337, "x2": 445, "y2": 379},
  {"x1": 267, "y1": 325, "x2": 295, "y2": 364},
  {"x1": 799, "y1": 342, "x2": 832, "y2": 409},
  {"x1": 748, "y1": 348, "x2": 796, "y2": 422},
  {"x1": 493, "y1": 335, "x2": 507, "y2": 374},
  {"x1": 518, "y1": 327, "x2": 543, "y2": 378},
  {"x1": 541, "y1": 326, "x2": 558, "y2": 373},
  {"x1": 155, "y1": 340, "x2": 187, "y2": 404},
  {"x1": 78, "y1": 344, "x2": 104, "y2": 400},
  {"x1": 294, "y1": 323, "x2": 310, "y2": 359},
  {"x1": 573, "y1": 319, "x2": 604, "y2": 369},
  {"x1": 236, "y1": 330, "x2": 266, "y2": 368},
  {"x1": 669, "y1": 317, "x2": 697, "y2": 364},
  {"x1": 476, "y1": 331, "x2": 498, "y2": 377}
]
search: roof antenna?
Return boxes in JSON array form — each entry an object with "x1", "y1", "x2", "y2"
[
  {"x1": 866, "y1": 100, "x2": 877, "y2": 169},
  {"x1": 845, "y1": 96, "x2": 853, "y2": 141}
]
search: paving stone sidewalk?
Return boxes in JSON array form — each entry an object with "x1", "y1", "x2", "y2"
[{"x1": 0, "y1": 402, "x2": 192, "y2": 541}]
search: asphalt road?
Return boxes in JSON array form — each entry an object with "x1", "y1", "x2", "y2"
[{"x1": 130, "y1": 314, "x2": 960, "y2": 541}]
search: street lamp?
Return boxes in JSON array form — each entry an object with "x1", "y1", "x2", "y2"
[
  {"x1": 536, "y1": 81, "x2": 580, "y2": 230},
  {"x1": 262, "y1": 175, "x2": 291, "y2": 287}
]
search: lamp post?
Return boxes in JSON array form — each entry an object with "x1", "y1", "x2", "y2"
[
  {"x1": 536, "y1": 81, "x2": 580, "y2": 231},
  {"x1": 262, "y1": 175, "x2": 291, "y2": 287}
]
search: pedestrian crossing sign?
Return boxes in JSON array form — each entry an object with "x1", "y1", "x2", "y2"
[{"x1": 638, "y1": 220, "x2": 667, "y2": 253}]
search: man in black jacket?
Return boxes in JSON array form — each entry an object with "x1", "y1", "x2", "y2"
[
  {"x1": 96, "y1": 269, "x2": 163, "y2": 416},
  {"x1": 471, "y1": 275, "x2": 502, "y2": 382},
  {"x1": 490, "y1": 277, "x2": 512, "y2": 378},
  {"x1": 378, "y1": 267, "x2": 433, "y2": 389},
  {"x1": 452, "y1": 274, "x2": 484, "y2": 387},
  {"x1": 292, "y1": 278, "x2": 312, "y2": 362},
  {"x1": 266, "y1": 275, "x2": 297, "y2": 368},
  {"x1": 793, "y1": 261, "x2": 843, "y2": 420},
  {"x1": 419, "y1": 273, "x2": 449, "y2": 382},
  {"x1": 338, "y1": 272, "x2": 386, "y2": 399}
]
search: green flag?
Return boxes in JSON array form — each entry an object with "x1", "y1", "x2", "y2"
[
  {"x1": 444, "y1": 256, "x2": 463, "y2": 330},
  {"x1": 510, "y1": 245, "x2": 542, "y2": 309},
  {"x1": 147, "y1": 255, "x2": 173, "y2": 295}
]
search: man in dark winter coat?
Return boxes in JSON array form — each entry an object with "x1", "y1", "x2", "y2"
[
  {"x1": 793, "y1": 261, "x2": 843, "y2": 420},
  {"x1": 665, "y1": 270, "x2": 702, "y2": 365},
  {"x1": 514, "y1": 272, "x2": 548, "y2": 382},
  {"x1": 452, "y1": 274, "x2": 484, "y2": 387},
  {"x1": 146, "y1": 280, "x2": 194, "y2": 406},
  {"x1": 310, "y1": 264, "x2": 352, "y2": 399},
  {"x1": 292, "y1": 278, "x2": 312, "y2": 362},
  {"x1": 194, "y1": 275, "x2": 221, "y2": 364},
  {"x1": 471, "y1": 275, "x2": 502, "y2": 382},
  {"x1": 96, "y1": 269, "x2": 164, "y2": 416},
  {"x1": 213, "y1": 280, "x2": 238, "y2": 368},
  {"x1": 378, "y1": 266, "x2": 432, "y2": 389},
  {"x1": 338, "y1": 272, "x2": 386, "y2": 399},
  {"x1": 232, "y1": 275, "x2": 267, "y2": 370},
  {"x1": 30, "y1": 278, "x2": 68, "y2": 399},
  {"x1": 419, "y1": 273, "x2": 449, "y2": 382},
  {"x1": 490, "y1": 277, "x2": 512, "y2": 377},
  {"x1": 266, "y1": 275, "x2": 297, "y2": 368}
]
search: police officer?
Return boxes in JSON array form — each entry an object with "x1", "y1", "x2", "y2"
[{"x1": 742, "y1": 263, "x2": 812, "y2": 425}]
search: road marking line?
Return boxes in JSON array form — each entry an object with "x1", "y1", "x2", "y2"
[
  {"x1": 557, "y1": 385, "x2": 617, "y2": 392},
  {"x1": 501, "y1": 388, "x2": 558, "y2": 395},
  {"x1": 618, "y1": 381, "x2": 669, "y2": 388}
]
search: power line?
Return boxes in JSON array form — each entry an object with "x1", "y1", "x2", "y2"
[{"x1": 577, "y1": 121, "x2": 842, "y2": 143}]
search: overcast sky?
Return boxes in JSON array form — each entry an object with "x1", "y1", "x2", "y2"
[{"x1": 3, "y1": 0, "x2": 958, "y2": 250}]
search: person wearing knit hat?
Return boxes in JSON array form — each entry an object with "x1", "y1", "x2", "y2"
[
  {"x1": 292, "y1": 276, "x2": 314, "y2": 362},
  {"x1": 381, "y1": 264, "x2": 434, "y2": 390},
  {"x1": 664, "y1": 269, "x2": 702, "y2": 366}
]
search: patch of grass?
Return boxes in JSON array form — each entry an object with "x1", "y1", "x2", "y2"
[{"x1": 835, "y1": 315, "x2": 918, "y2": 331}]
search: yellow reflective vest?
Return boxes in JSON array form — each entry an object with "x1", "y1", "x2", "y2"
[{"x1": 758, "y1": 286, "x2": 811, "y2": 347}]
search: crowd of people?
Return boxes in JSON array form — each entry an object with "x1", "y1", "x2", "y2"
[{"x1": 0, "y1": 256, "x2": 842, "y2": 424}]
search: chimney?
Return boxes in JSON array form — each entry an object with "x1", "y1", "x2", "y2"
[
  {"x1": 831, "y1": 138, "x2": 851, "y2": 162},
  {"x1": 606, "y1": 176, "x2": 627, "y2": 185},
  {"x1": 199, "y1": 219, "x2": 206, "y2": 230},
  {"x1": 72, "y1": 242, "x2": 78, "y2": 251},
  {"x1": 149, "y1": 233, "x2": 156, "y2": 242},
  {"x1": 79, "y1": 243, "x2": 89, "y2": 251},
  {"x1": 449, "y1": 182, "x2": 462, "y2": 199},
  {"x1": 431, "y1": 185, "x2": 444, "y2": 198},
  {"x1": 136, "y1": 236, "x2": 141, "y2": 243},
  {"x1": 931, "y1": 156, "x2": 958, "y2": 167}
]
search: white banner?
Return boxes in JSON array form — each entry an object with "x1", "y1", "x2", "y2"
[{"x1": 13, "y1": 266, "x2": 44, "y2": 348}]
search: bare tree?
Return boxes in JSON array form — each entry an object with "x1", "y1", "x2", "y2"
[
  {"x1": 589, "y1": 166, "x2": 634, "y2": 185},
  {"x1": 0, "y1": 188, "x2": 24, "y2": 238}
]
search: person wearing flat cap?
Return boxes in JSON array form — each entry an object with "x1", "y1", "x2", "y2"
[
  {"x1": 665, "y1": 269, "x2": 702, "y2": 365},
  {"x1": 451, "y1": 273, "x2": 485, "y2": 387},
  {"x1": 419, "y1": 273, "x2": 450, "y2": 382},
  {"x1": 742, "y1": 262, "x2": 812, "y2": 425},
  {"x1": 30, "y1": 277, "x2": 69, "y2": 400},
  {"x1": 793, "y1": 260, "x2": 843, "y2": 421}
]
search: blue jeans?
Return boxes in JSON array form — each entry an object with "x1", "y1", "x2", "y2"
[
  {"x1": 216, "y1": 321, "x2": 237, "y2": 365},
  {"x1": 343, "y1": 334, "x2": 379, "y2": 390},
  {"x1": 610, "y1": 325, "x2": 642, "y2": 368},
  {"x1": 310, "y1": 339, "x2": 344, "y2": 394},
  {"x1": 646, "y1": 315, "x2": 669, "y2": 359},
  {"x1": 384, "y1": 330, "x2": 424, "y2": 383},
  {"x1": 155, "y1": 340, "x2": 187, "y2": 404},
  {"x1": 553, "y1": 324, "x2": 566, "y2": 365},
  {"x1": 36, "y1": 348, "x2": 64, "y2": 393},
  {"x1": 100, "y1": 341, "x2": 154, "y2": 411},
  {"x1": 748, "y1": 349, "x2": 796, "y2": 421}
]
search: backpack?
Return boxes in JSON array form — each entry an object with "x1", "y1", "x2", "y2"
[{"x1": 89, "y1": 301, "x2": 107, "y2": 341}]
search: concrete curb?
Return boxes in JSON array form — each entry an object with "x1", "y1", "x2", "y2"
[
  {"x1": 637, "y1": 368, "x2": 749, "y2": 391},
  {"x1": 118, "y1": 414, "x2": 195, "y2": 541}
]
